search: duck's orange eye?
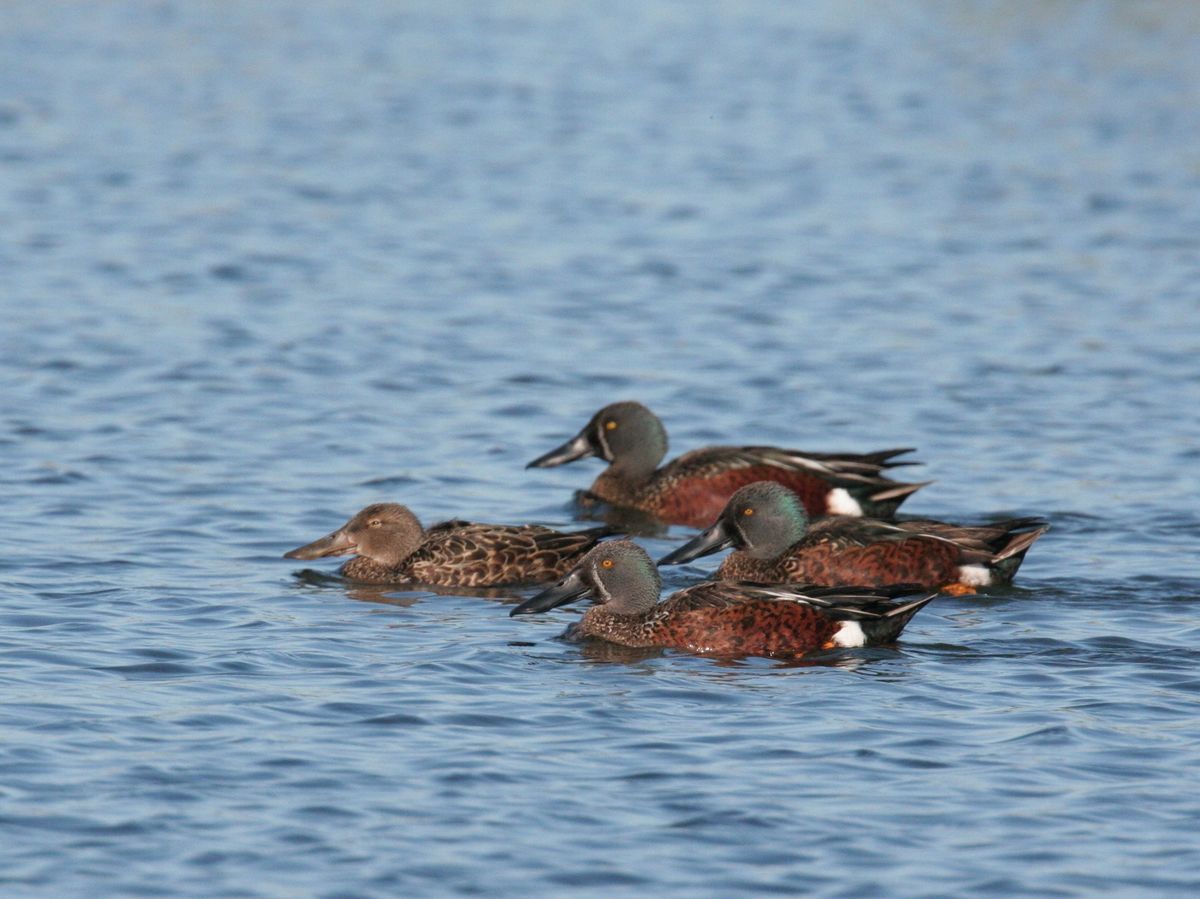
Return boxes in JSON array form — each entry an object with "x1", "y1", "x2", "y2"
[
  {"x1": 600, "y1": 558, "x2": 614, "y2": 569},
  {"x1": 742, "y1": 508, "x2": 754, "y2": 516},
  {"x1": 605, "y1": 420, "x2": 617, "y2": 430}
]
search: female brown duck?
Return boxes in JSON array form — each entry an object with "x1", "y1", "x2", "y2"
[{"x1": 284, "y1": 503, "x2": 611, "y2": 587}]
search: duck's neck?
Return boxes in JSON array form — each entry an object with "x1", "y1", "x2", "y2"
[
  {"x1": 591, "y1": 468, "x2": 646, "y2": 503},
  {"x1": 718, "y1": 552, "x2": 783, "y2": 582},
  {"x1": 575, "y1": 606, "x2": 660, "y2": 647},
  {"x1": 603, "y1": 418, "x2": 668, "y2": 483},
  {"x1": 591, "y1": 453, "x2": 664, "y2": 504},
  {"x1": 341, "y1": 555, "x2": 407, "y2": 583}
]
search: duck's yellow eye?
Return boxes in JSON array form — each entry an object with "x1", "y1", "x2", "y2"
[
  {"x1": 369, "y1": 519, "x2": 382, "y2": 528},
  {"x1": 600, "y1": 558, "x2": 614, "y2": 569},
  {"x1": 605, "y1": 420, "x2": 617, "y2": 430},
  {"x1": 742, "y1": 508, "x2": 754, "y2": 516}
]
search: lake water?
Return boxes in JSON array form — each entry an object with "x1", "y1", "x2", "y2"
[{"x1": 3, "y1": 1, "x2": 1200, "y2": 895}]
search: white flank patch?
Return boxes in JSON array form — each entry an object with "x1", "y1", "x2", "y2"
[
  {"x1": 957, "y1": 564, "x2": 993, "y2": 586},
  {"x1": 832, "y1": 621, "x2": 866, "y2": 648},
  {"x1": 826, "y1": 488, "x2": 863, "y2": 516}
]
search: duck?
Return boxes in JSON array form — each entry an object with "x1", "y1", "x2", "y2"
[
  {"x1": 284, "y1": 503, "x2": 612, "y2": 587},
  {"x1": 658, "y1": 481, "x2": 1048, "y2": 593},
  {"x1": 510, "y1": 539, "x2": 935, "y2": 658},
  {"x1": 527, "y1": 401, "x2": 926, "y2": 527}
]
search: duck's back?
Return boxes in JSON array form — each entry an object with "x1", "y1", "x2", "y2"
[
  {"x1": 742, "y1": 517, "x2": 959, "y2": 587},
  {"x1": 406, "y1": 522, "x2": 605, "y2": 587},
  {"x1": 652, "y1": 583, "x2": 841, "y2": 656},
  {"x1": 641, "y1": 446, "x2": 918, "y2": 526},
  {"x1": 770, "y1": 516, "x2": 1045, "y2": 588},
  {"x1": 654, "y1": 583, "x2": 934, "y2": 654}
]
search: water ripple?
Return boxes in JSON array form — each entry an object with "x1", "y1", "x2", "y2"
[{"x1": 3, "y1": 2, "x2": 1200, "y2": 896}]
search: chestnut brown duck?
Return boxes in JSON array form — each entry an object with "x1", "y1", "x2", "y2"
[
  {"x1": 527, "y1": 401, "x2": 927, "y2": 527},
  {"x1": 510, "y1": 539, "x2": 936, "y2": 659},
  {"x1": 284, "y1": 503, "x2": 612, "y2": 587},
  {"x1": 659, "y1": 482, "x2": 1049, "y2": 593}
]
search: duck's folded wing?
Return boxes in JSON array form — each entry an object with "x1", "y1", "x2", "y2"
[
  {"x1": 666, "y1": 446, "x2": 916, "y2": 483},
  {"x1": 660, "y1": 580, "x2": 926, "y2": 614},
  {"x1": 405, "y1": 525, "x2": 531, "y2": 582}
]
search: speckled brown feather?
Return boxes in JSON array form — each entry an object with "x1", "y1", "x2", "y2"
[
  {"x1": 718, "y1": 537, "x2": 962, "y2": 586},
  {"x1": 647, "y1": 593, "x2": 841, "y2": 657},
  {"x1": 514, "y1": 540, "x2": 934, "y2": 658},
  {"x1": 340, "y1": 555, "x2": 409, "y2": 583},
  {"x1": 566, "y1": 582, "x2": 930, "y2": 658},
  {"x1": 344, "y1": 523, "x2": 608, "y2": 586}
]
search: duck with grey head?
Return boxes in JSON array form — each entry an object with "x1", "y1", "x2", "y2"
[
  {"x1": 527, "y1": 401, "x2": 927, "y2": 528},
  {"x1": 659, "y1": 482, "x2": 1048, "y2": 594},
  {"x1": 510, "y1": 539, "x2": 935, "y2": 659}
]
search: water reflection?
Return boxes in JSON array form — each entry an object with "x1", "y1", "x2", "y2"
[
  {"x1": 289, "y1": 568, "x2": 525, "y2": 606},
  {"x1": 548, "y1": 633, "x2": 896, "y2": 672},
  {"x1": 574, "y1": 639, "x2": 667, "y2": 665},
  {"x1": 5, "y1": 1, "x2": 1200, "y2": 895},
  {"x1": 571, "y1": 492, "x2": 672, "y2": 536}
]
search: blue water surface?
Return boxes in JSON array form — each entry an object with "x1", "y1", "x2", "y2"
[{"x1": 2, "y1": 1, "x2": 1200, "y2": 896}]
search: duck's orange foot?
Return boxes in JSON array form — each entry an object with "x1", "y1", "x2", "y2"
[
  {"x1": 821, "y1": 640, "x2": 836, "y2": 650},
  {"x1": 940, "y1": 582, "x2": 978, "y2": 597}
]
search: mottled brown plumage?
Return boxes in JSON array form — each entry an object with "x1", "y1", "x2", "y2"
[
  {"x1": 660, "y1": 482, "x2": 1049, "y2": 590},
  {"x1": 510, "y1": 540, "x2": 935, "y2": 659},
  {"x1": 527, "y1": 401, "x2": 926, "y2": 527},
  {"x1": 284, "y1": 503, "x2": 611, "y2": 586}
]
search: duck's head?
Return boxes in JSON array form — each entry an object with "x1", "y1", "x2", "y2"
[
  {"x1": 510, "y1": 539, "x2": 660, "y2": 616},
  {"x1": 658, "y1": 481, "x2": 809, "y2": 566},
  {"x1": 283, "y1": 503, "x2": 424, "y2": 568},
  {"x1": 526, "y1": 401, "x2": 668, "y2": 478}
]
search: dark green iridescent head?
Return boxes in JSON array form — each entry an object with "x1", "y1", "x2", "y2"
[
  {"x1": 659, "y1": 481, "x2": 810, "y2": 566},
  {"x1": 526, "y1": 401, "x2": 669, "y2": 480},
  {"x1": 722, "y1": 482, "x2": 811, "y2": 558}
]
